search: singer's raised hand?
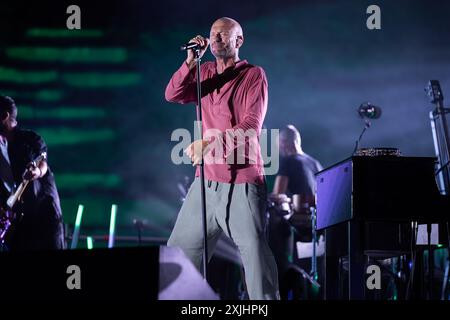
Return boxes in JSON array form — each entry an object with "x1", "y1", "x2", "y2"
[{"x1": 186, "y1": 35, "x2": 210, "y2": 68}]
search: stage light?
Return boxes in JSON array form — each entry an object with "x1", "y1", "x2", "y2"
[
  {"x1": 86, "y1": 236, "x2": 94, "y2": 250},
  {"x1": 70, "y1": 204, "x2": 84, "y2": 249},
  {"x1": 108, "y1": 204, "x2": 118, "y2": 249},
  {"x1": 63, "y1": 72, "x2": 141, "y2": 88},
  {"x1": 20, "y1": 106, "x2": 107, "y2": 120},
  {"x1": 26, "y1": 28, "x2": 103, "y2": 38},
  {"x1": 0, "y1": 66, "x2": 57, "y2": 84},
  {"x1": 37, "y1": 127, "x2": 116, "y2": 145},
  {"x1": 6, "y1": 47, "x2": 128, "y2": 63}
]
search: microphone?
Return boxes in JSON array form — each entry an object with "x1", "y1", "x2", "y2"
[
  {"x1": 352, "y1": 102, "x2": 381, "y2": 155},
  {"x1": 358, "y1": 102, "x2": 382, "y2": 119},
  {"x1": 180, "y1": 42, "x2": 201, "y2": 51}
]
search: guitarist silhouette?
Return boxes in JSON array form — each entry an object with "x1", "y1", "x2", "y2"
[{"x1": 0, "y1": 96, "x2": 65, "y2": 251}]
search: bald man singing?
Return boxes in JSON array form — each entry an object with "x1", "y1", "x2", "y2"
[{"x1": 165, "y1": 17, "x2": 279, "y2": 300}]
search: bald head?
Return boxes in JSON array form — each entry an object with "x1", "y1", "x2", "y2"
[
  {"x1": 212, "y1": 17, "x2": 243, "y2": 37},
  {"x1": 280, "y1": 125, "x2": 302, "y2": 156},
  {"x1": 209, "y1": 17, "x2": 244, "y2": 59}
]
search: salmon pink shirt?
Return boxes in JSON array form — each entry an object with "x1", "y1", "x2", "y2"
[{"x1": 165, "y1": 59, "x2": 268, "y2": 185}]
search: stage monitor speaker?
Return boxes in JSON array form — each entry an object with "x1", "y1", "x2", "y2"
[
  {"x1": 0, "y1": 246, "x2": 218, "y2": 300},
  {"x1": 159, "y1": 246, "x2": 219, "y2": 300}
]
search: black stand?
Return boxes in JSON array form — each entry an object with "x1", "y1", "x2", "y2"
[
  {"x1": 352, "y1": 120, "x2": 370, "y2": 155},
  {"x1": 426, "y1": 80, "x2": 450, "y2": 299},
  {"x1": 193, "y1": 49, "x2": 208, "y2": 279},
  {"x1": 310, "y1": 207, "x2": 318, "y2": 280},
  {"x1": 133, "y1": 219, "x2": 143, "y2": 246},
  {"x1": 347, "y1": 220, "x2": 365, "y2": 299},
  {"x1": 427, "y1": 223, "x2": 434, "y2": 299}
]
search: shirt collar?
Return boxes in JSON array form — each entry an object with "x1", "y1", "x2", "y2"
[
  {"x1": 214, "y1": 59, "x2": 248, "y2": 73},
  {"x1": 235, "y1": 59, "x2": 248, "y2": 67}
]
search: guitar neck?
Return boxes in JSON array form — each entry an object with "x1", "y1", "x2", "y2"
[
  {"x1": 6, "y1": 180, "x2": 30, "y2": 209},
  {"x1": 5, "y1": 152, "x2": 47, "y2": 209}
]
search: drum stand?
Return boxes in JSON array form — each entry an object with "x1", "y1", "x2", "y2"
[{"x1": 310, "y1": 206, "x2": 319, "y2": 281}]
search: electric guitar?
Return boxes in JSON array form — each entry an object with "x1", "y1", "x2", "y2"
[{"x1": 0, "y1": 152, "x2": 47, "y2": 244}]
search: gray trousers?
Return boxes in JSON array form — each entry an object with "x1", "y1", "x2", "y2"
[{"x1": 168, "y1": 177, "x2": 280, "y2": 300}]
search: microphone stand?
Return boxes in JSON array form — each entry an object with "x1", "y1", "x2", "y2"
[
  {"x1": 193, "y1": 48, "x2": 209, "y2": 280},
  {"x1": 427, "y1": 80, "x2": 450, "y2": 299},
  {"x1": 352, "y1": 119, "x2": 371, "y2": 155}
]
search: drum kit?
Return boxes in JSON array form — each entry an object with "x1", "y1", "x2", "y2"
[
  {"x1": 266, "y1": 193, "x2": 322, "y2": 297},
  {"x1": 267, "y1": 193, "x2": 314, "y2": 238}
]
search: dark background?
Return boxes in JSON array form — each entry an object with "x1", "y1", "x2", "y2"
[{"x1": 0, "y1": 0, "x2": 449, "y2": 245}]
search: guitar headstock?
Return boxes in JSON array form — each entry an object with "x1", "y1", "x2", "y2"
[{"x1": 425, "y1": 80, "x2": 444, "y2": 104}]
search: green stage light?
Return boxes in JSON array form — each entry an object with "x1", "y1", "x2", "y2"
[
  {"x1": 0, "y1": 67, "x2": 58, "y2": 84},
  {"x1": 35, "y1": 89, "x2": 64, "y2": 101},
  {"x1": 63, "y1": 72, "x2": 141, "y2": 87},
  {"x1": 86, "y1": 237, "x2": 94, "y2": 250},
  {"x1": 108, "y1": 204, "x2": 118, "y2": 248},
  {"x1": 70, "y1": 204, "x2": 84, "y2": 249},
  {"x1": 37, "y1": 127, "x2": 116, "y2": 145},
  {"x1": 26, "y1": 28, "x2": 103, "y2": 38},
  {"x1": 0, "y1": 90, "x2": 64, "y2": 102},
  {"x1": 20, "y1": 106, "x2": 107, "y2": 119},
  {"x1": 6, "y1": 47, "x2": 128, "y2": 63}
]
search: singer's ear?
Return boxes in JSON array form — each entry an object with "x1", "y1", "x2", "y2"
[{"x1": 236, "y1": 35, "x2": 244, "y2": 48}]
